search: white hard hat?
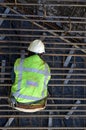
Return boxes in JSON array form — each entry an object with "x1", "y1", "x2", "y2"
[{"x1": 28, "y1": 39, "x2": 45, "y2": 53}]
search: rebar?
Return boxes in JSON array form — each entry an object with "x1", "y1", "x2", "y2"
[{"x1": 0, "y1": 0, "x2": 86, "y2": 129}]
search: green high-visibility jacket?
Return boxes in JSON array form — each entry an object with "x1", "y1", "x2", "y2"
[{"x1": 11, "y1": 55, "x2": 51, "y2": 104}]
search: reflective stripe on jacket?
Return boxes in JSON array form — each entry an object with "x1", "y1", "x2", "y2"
[{"x1": 11, "y1": 55, "x2": 51, "y2": 104}]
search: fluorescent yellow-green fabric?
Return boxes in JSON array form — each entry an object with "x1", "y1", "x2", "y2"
[{"x1": 11, "y1": 55, "x2": 51, "y2": 104}]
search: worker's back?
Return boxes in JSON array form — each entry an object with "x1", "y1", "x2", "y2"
[{"x1": 11, "y1": 54, "x2": 51, "y2": 104}]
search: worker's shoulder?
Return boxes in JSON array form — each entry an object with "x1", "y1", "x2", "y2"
[
  {"x1": 14, "y1": 58, "x2": 21, "y2": 64},
  {"x1": 45, "y1": 62, "x2": 50, "y2": 70},
  {"x1": 45, "y1": 62, "x2": 50, "y2": 67}
]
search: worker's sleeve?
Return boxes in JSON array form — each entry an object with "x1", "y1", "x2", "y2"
[
  {"x1": 45, "y1": 63, "x2": 51, "y2": 82},
  {"x1": 47, "y1": 63, "x2": 51, "y2": 78}
]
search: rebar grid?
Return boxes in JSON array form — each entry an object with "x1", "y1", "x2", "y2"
[{"x1": 0, "y1": 0, "x2": 86, "y2": 129}]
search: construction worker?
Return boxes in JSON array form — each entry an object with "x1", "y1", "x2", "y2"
[{"x1": 10, "y1": 39, "x2": 51, "y2": 112}]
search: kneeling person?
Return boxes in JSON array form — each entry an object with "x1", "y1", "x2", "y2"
[{"x1": 10, "y1": 39, "x2": 51, "y2": 112}]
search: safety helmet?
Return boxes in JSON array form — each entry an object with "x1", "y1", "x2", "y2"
[{"x1": 28, "y1": 39, "x2": 45, "y2": 53}]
